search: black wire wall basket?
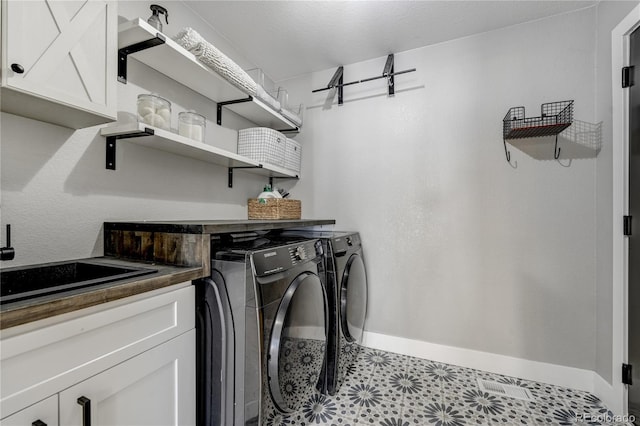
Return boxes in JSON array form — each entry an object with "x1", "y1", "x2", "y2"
[{"x1": 502, "y1": 100, "x2": 574, "y2": 162}]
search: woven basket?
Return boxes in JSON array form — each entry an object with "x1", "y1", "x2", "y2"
[{"x1": 247, "y1": 199, "x2": 301, "y2": 220}]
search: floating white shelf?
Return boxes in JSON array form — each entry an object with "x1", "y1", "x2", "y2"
[
  {"x1": 118, "y1": 19, "x2": 298, "y2": 131},
  {"x1": 100, "y1": 123, "x2": 299, "y2": 186}
]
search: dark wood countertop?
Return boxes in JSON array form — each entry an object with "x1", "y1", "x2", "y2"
[
  {"x1": 104, "y1": 219, "x2": 336, "y2": 234},
  {"x1": 2, "y1": 220, "x2": 335, "y2": 330},
  {"x1": 0, "y1": 257, "x2": 205, "y2": 330}
]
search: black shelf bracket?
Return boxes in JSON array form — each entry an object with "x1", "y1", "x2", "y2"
[
  {"x1": 118, "y1": 33, "x2": 167, "y2": 83},
  {"x1": 269, "y1": 175, "x2": 299, "y2": 188},
  {"x1": 312, "y1": 55, "x2": 416, "y2": 105},
  {"x1": 312, "y1": 66, "x2": 344, "y2": 104},
  {"x1": 383, "y1": 54, "x2": 395, "y2": 96},
  {"x1": 217, "y1": 97, "x2": 299, "y2": 134},
  {"x1": 228, "y1": 165, "x2": 263, "y2": 188},
  {"x1": 106, "y1": 128, "x2": 155, "y2": 170},
  {"x1": 217, "y1": 97, "x2": 253, "y2": 125},
  {"x1": 330, "y1": 66, "x2": 344, "y2": 105},
  {"x1": 277, "y1": 127, "x2": 300, "y2": 134}
]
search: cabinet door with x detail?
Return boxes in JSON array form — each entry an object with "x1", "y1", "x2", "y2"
[{"x1": 2, "y1": 0, "x2": 117, "y2": 124}]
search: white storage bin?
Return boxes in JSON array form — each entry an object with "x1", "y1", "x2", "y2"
[
  {"x1": 284, "y1": 138, "x2": 301, "y2": 173},
  {"x1": 238, "y1": 127, "x2": 286, "y2": 167},
  {"x1": 276, "y1": 87, "x2": 289, "y2": 110}
]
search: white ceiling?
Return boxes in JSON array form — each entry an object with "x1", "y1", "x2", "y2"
[{"x1": 183, "y1": 1, "x2": 597, "y2": 82}]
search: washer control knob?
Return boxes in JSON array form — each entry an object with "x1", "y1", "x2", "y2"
[
  {"x1": 294, "y1": 246, "x2": 306, "y2": 261},
  {"x1": 346, "y1": 237, "x2": 353, "y2": 246}
]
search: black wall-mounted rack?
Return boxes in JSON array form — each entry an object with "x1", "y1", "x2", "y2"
[
  {"x1": 312, "y1": 54, "x2": 416, "y2": 105},
  {"x1": 502, "y1": 100, "x2": 574, "y2": 163}
]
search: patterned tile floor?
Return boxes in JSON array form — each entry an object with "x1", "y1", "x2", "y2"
[{"x1": 264, "y1": 347, "x2": 633, "y2": 426}]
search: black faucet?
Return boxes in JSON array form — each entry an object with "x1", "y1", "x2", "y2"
[{"x1": 1, "y1": 224, "x2": 15, "y2": 261}]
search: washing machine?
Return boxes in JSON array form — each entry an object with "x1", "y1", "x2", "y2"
[
  {"x1": 278, "y1": 230, "x2": 368, "y2": 395},
  {"x1": 196, "y1": 233, "x2": 328, "y2": 425}
]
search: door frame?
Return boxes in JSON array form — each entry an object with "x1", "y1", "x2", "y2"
[{"x1": 612, "y1": 3, "x2": 640, "y2": 417}]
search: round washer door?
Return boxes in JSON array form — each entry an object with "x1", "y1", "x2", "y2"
[
  {"x1": 340, "y1": 253, "x2": 367, "y2": 344},
  {"x1": 268, "y1": 272, "x2": 327, "y2": 413}
]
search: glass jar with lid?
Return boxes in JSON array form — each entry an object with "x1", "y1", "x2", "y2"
[
  {"x1": 137, "y1": 94, "x2": 171, "y2": 130},
  {"x1": 178, "y1": 111, "x2": 206, "y2": 142}
]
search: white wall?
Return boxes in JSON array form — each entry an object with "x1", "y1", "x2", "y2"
[
  {"x1": 0, "y1": 1, "x2": 277, "y2": 267},
  {"x1": 283, "y1": 7, "x2": 601, "y2": 372}
]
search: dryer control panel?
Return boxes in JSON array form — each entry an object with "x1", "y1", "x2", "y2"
[
  {"x1": 252, "y1": 240, "x2": 321, "y2": 276},
  {"x1": 331, "y1": 233, "x2": 361, "y2": 256}
]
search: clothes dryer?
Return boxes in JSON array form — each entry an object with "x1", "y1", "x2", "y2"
[
  {"x1": 196, "y1": 234, "x2": 328, "y2": 425},
  {"x1": 278, "y1": 230, "x2": 368, "y2": 395}
]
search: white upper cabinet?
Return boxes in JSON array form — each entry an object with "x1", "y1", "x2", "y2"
[{"x1": 1, "y1": 0, "x2": 117, "y2": 128}]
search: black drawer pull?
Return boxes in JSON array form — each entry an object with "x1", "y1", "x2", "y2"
[
  {"x1": 32, "y1": 420, "x2": 47, "y2": 426},
  {"x1": 10, "y1": 63, "x2": 24, "y2": 74},
  {"x1": 77, "y1": 396, "x2": 91, "y2": 426}
]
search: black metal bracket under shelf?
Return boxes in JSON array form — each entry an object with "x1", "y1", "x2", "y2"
[
  {"x1": 269, "y1": 175, "x2": 299, "y2": 188},
  {"x1": 217, "y1": 97, "x2": 253, "y2": 125},
  {"x1": 312, "y1": 54, "x2": 416, "y2": 105},
  {"x1": 105, "y1": 128, "x2": 155, "y2": 170},
  {"x1": 228, "y1": 165, "x2": 263, "y2": 188},
  {"x1": 217, "y1": 97, "x2": 300, "y2": 133},
  {"x1": 118, "y1": 33, "x2": 167, "y2": 83}
]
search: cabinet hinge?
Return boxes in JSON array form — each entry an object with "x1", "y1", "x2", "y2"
[
  {"x1": 624, "y1": 215, "x2": 633, "y2": 236},
  {"x1": 623, "y1": 363, "x2": 633, "y2": 385},
  {"x1": 622, "y1": 66, "x2": 635, "y2": 88}
]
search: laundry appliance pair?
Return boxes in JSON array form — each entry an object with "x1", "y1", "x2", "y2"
[
  {"x1": 280, "y1": 230, "x2": 368, "y2": 396},
  {"x1": 196, "y1": 230, "x2": 367, "y2": 425}
]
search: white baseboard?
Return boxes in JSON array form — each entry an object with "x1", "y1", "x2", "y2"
[
  {"x1": 362, "y1": 331, "x2": 596, "y2": 394},
  {"x1": 593, "y1": 371, "x2": 625, "y2": 416}
]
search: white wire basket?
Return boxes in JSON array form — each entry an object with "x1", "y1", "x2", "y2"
[
  {"x1": 237, "y1": 127, "x2": 286, "y2": 167},
  {"x1": 284, "y1": 138, "x2": 301, "y2": 173}
]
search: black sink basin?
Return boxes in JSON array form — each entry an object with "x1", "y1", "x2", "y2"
[{"x1": 0, "y1": 260, "x2": 157, "y2": 304}]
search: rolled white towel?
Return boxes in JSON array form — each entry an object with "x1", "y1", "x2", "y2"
[
  {"x1": 173, "y1": 27, "x2": 206, "y2": 53},
  {"x1": 256, "y1": 85, "x2": 281, "y2": 111},
  {"x1": 192, "y1": 41, "x2": 258, "y2": 96}
]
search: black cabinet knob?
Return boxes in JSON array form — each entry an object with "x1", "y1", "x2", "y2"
[
  {"x1": 10, "y1": 63, "x2": 24, "y2": 74},
  {"x1": 32, "y1": 421, "x2": 47, "y2": 426}
]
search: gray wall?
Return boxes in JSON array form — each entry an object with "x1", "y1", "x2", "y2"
[
  {"x1": 285, "y1": 7, "x2": 601, "y2": 371},
  {"x1": 0, "y1": 1, "x2": 275, "y2": 266}
]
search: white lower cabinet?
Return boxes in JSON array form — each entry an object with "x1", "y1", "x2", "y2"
[
  {"x1": 1, "y1": 394, "x2": 58, "y2": 426},
  {"x1": 0, "y1": 284, "x2": 196, "y2": 426},
  {"x1": 59, "y1": 330, "x2": 195, "y2": 426}
]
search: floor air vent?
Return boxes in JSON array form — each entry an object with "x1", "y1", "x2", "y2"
[{"x1": 477, "y1": 379, "x2": 534, "y2": 401}]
